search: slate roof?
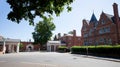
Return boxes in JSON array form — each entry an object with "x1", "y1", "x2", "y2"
[{"x1": 90, "y1": 13, "x2": 98, "y2": 23}]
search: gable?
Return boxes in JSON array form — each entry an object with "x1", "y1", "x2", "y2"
[
  {"x1": 98, "y1": 12, "x2": 113, "y2": 26},
  {"x1": 81, "y1": 19, "x2": 89, "y2": 31}
]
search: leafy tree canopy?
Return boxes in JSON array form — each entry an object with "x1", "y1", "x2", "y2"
[
  {"x1": 32, "y1": 17, "x2": 55, "y2": 45},
  {"x1": 68, "y1": 30, "x2": 73, "y2": 34},
  {"x1": 7, "y1": 0, "x2": 74, "y2": 25},
  {"x1": 19, "y1": 43, "x2": 24, "y2": 48}
]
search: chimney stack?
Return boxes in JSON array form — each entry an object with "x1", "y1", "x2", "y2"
[
  {"x1": 113, "y1": 3, "x2": 119, "y2": 23},
  {"x1": 73, "y1": 30, "x2": 76, "y2": 37},
  {"x1": 64, "y1": 33, "x2": 67, "y2": 36},
  {"x1": 73, "y1": 30, "x2": 76, "y2": 46},
  {"x1": 58, "y1": 33, "x2": 61, "y2": 40},
  {"x1": 113, "y1": 3, "x2": 120, "y2": 44}
]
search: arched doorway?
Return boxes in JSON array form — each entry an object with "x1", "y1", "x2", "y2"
[{"x1": 26, "y1": 44, "x2": 34, "y2": 52}]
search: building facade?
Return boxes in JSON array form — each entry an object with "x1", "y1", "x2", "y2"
[
  {"x1": 0, "y1": 35, "x2": 20, "y2": 54},
  {"x1": 58, "y1": 30, "x2": 82, "y2": 48},
  {"x1": 81, "y1": 3, "x2": 120, "y2": 45},
  {"x1": 47, "y1": 41, "x2": 66, "y2": 52}
]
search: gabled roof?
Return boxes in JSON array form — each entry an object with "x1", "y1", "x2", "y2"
[
  {"x1": 86, "y1": 20, "x2": 90, "y2": 25},
  {"x1": 83, "y1": 19, "x2": 89, "y2": 25},
  {"x1": 103, "y1": 12, "x2": 114, "y2": 22},
  {"x1": 90, "y1": 13, "x2": 98, "y2": 23}
]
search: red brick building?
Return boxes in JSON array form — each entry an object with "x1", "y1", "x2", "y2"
[
  {"x1": 58, "y1": 30, "x2": 82, "y2": 48},
  {"x1": 20, "y1": 41, "x2": 40, "y2": 52},
  {"x1": 81, "y1": 3, "x2": 120, "y2": 45}
]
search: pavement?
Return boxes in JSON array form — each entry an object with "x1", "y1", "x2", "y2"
[{"x1": 0, "y1": 52, "x2": 120, "y2": 67}]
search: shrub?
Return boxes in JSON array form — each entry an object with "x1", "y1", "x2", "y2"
[
  {"x1": 58, "y1": 46, "x2": 68, "y2": 53},
  {"x1": 71, "y1": 46, "x2": 86, "y2": 54},
  {"x1": 71, "y1": 45, "x2": 120, "y2": 58}
]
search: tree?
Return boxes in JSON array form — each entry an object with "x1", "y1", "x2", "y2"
[
  {"x1": 19, "y1": 43, "x2": 24, "y2": 51},
  {"x1": 7, "y1": 0, "x2": 74, "y2": 25},
  {"x1": 68, "y1": 31, "x2": 73, "y2": 34},
  {"x1": 32, "y1": 17, "x2": 55, "y2": 49}
]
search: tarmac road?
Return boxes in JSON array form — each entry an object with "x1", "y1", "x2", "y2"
[{"x1": 0, "y1": 52, "x2": 120, "y2": 67}]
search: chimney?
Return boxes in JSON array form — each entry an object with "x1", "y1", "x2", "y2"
[
  {"x1": 73, "y1": 30, "x2": 76, "y2": 46},
  {"x1": 113, "y1": 3, "x2": 119, "y2": 23},
  {"x1": 64, "y1": 33, "x2": 67, "y2": 36},
  {"x1": 73, "y1": 30, "x2": 76, "y2": 37},
  {"x1": 58, "y1": 33, "x2": 61, "y2": 39},
  {"x1": 113, "y1": 3, "x2": 120, "y2": 44}
]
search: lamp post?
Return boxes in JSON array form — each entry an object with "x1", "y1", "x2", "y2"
[
  {"x1": 2, "y1": 38, "x2": 6, "y2": 54},
  {"x1": 86, "y1": 45, "x2": 88, "y2": 56}
]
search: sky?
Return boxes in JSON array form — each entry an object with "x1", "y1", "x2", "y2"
[{"x1": 0, "y1": 0, "x2": 120, "y2": 41}]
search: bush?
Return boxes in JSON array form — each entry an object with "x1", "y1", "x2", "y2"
[
  {"x1": 71, "y1": 46, "x2": 86, "y2": 54},
  {"x1": 71, "y1": 45, "x2": 120, "y2": 58},
  {"x1": 58, "y1": 46, "x2": 70, "y2": 53}
]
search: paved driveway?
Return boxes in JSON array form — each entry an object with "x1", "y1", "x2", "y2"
[{"x1": 0, "y1": 52, "x2": 120, "y2": 67}]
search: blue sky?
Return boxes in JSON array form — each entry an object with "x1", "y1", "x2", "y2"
[{"x1": 0, "y1": 0, "x2": 120, "y2": 41}]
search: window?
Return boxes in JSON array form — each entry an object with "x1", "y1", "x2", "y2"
[
  {"x1": 83, "y1": 33, "x2": 88, "y2": 37},
  {"x1": 106, "y1": 27, "x2": 110, "y2": 33},
  {"x1": 69, "y1": 42, "x2": 71, "y2": 45},
  {"x1": 69, "y1": 37, "x2": 72, "y2": 40},
  {"x1": 99, "y1": 38, "x2": 104, "y2": 42},
  {"x1": 89, "y1": 39, "x2": 92, "y2": 44},
  {"x1": 83, "y1": 26, "x2": 87, "y2": 31},
  {"x1": 103, "y1": 38, "x2": 107, "y2": 44},
  {"x1": 108, "y1": 39, "x2": 112, "y2": 44},
  {"x1": 78, "y1": 38, "x2": 80, "y2": 40},
  {"x1": 99, "y1": 27, "x2": 110, "y2": 34},
  {"x1": 63, "y1": 38, "x2": 66, "y2": 40},
  {"x1": 89, "y1": 29, "x2": 93, "y2": 36},
  {"x1": 99, "y1": 29, "x2": 104, "y2": 34},
  {"x1": 101, "y1": 19, "x2": 105, "y2": 24}
]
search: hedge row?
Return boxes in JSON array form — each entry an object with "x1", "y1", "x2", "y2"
[
  {"x1": 71, "y1": 45, "x2": 120, "y2": 58},
  {"x1": 58, "y1": 46, "x2": 70, "y2": 52}
]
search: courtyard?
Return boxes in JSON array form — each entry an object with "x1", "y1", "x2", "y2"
[{"x1": 0, "y1": 52, "x2": 120, "y2": 67}]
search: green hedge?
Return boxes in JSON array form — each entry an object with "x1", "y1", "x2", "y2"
[
  {"x1": 58, "y1": 46, "x2": 70, "y2": 52},
  {"x1": 71, "y1": 46, "x2": 86, "y2": 54},
  {"x1": 71, "y1": 45, "x2": 120, "y2": 58}
]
